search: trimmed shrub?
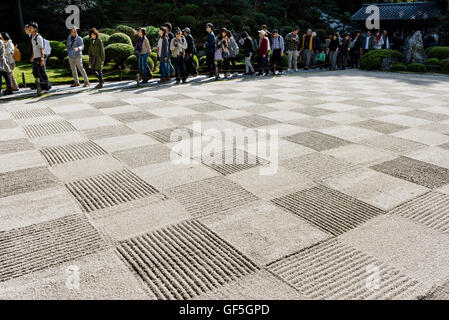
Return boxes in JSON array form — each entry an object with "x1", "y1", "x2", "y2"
[
  {"x1": 108, "y1": 33, "x2": 132, "y2": 46},
  {"x1": 193, "y1": 55, "x2": 199, "y2": 70},
  {"x1": 47, "y1": 56, "x2": 60, "y2": 68},
  {"x1": 406, "y1": 63, "x2": 427, "y2": 73},
  {"x1": 391, "y1": 63, "x2": 406, "y2": 72},
  {"x1": 99, "y1": 28, "x2": 116, "y2": 35},
  {"x1": 424, "y1": 57, "x2": 440, "y2": 70},
  {"x1": 105, "y1": 43, "x2": 134, "y2": 66},
  {"x1": 199, "y1": 55, "x2": 207, "y2": 66},
  {"x1": 360, "y1": 49, "x2": 403, "y2": 70},
  {"x1": 115, "y1": 25, "x2": 138, "y2": 43},
  {"x1": 124, "y1": 54, "x2": 155, "y2": 71},
  {"x1": 50, "y1": 40, "x2": 66, "y2": 60},
  {"x1": 440, "y1": 58, "x2": 449, "y2": 73},
  {"x1": 145, "y1": 26, "x2": 159, "y2": 46},
  {"x1": 149, "y1": 51, "x2": 158, "y2": 64},
  {"x1": 176, "y1": 15, "x2": 197, "y2": 28},
  {"x1": 426, "y1": 46, "x2": 449, "y2": 61}
]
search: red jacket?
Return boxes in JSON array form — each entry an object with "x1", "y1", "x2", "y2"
[{"x1": 258, "y1": 37, "x2": 268, "y2": 57}]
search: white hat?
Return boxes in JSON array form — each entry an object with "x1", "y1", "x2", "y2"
[{"x1": 258, "y1": 30, "x2": 266, "y2": 35}]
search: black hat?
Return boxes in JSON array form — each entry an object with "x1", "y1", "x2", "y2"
[{"x1": 272, "y1": 29, "x2": 279, "y2": 34}]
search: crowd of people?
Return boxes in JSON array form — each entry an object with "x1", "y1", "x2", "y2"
[{"x1": 0, "y1": 20, "x2": 440, "y2": 96}]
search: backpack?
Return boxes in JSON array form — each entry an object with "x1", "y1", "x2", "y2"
[
  {"x1": 13, "y1": 44, "x2": 21, "y2": 62},
  {"x1": 251, "y1": 39, "x2": 258, "y2": 53},
  {"x1": 43, "y1": 38, "x2": 52, "y2": 57}
]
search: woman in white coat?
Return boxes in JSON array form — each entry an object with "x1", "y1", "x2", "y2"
[{"x1": 0, "y1": 32, "x2": 18, "y2": 91}]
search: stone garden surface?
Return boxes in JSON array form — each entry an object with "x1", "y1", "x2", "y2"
[{"x1": 0, "y1": 69, "x2": 449, "y2": 299}]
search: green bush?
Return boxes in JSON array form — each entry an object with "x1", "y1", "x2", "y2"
[
  {"x1": 254, "y1": 12, "x2": 267, "y2": 25},
  {"x1": 105, "y1": 43, "x2": 134, "y2": 66},
  {"x1": 83, "y1": 34, "x2": 110, "y2": 51},
  {"x1": 145, "y1": 26, "x2": 159, "y2": 46},
  {"x1": 424, "y1": 57, "x2": 440, "y2": 70},
  {"x1": 115, "y1": 25, "x2": 138, "y2": 43},
  {"x1": 406, "y1": 63, "x2": 427, "y2": 73},
  {"x1": 149, "y1": 51, "x2": 157, "y2": 64},
  {"x1": 426, "y1": 46, "x2": 449, "y2": 61},
  {"x1": 50, "y1": 40, "x2": 66, "y2": 60},
  {"x1": 108, "y1": 32, "x2": 132, "y2": 46},
  {"x1": 391, "y1": 63, "x2": 406, "y2": 72},
  {"x1": 360, "y1": 49, "x2": 404, "y2": 70},
  {"x1": 99, "y1": 28, "x2": 116, "y2": 35},
  {"x1": 47, "y1": 56, "x2": 60, "y2": 68},
  {"x1": 193, "y1": 55, "x2": 199, "y2": 70},
  {"x1": 440, "y1": 58, "x2": 449, "y2": 73},
  {"x1": 124, "y1": 54, "x2": 155, "y2": 71},
  {"x1": 176, "y1": 15, "x2": 197, "y2": 28},
  {"x1": 62, "y1": 55, "x2": 89, "y2": 70},
  {"x1": 199, "y1": 55, "x2": 207, "y2": 66}
]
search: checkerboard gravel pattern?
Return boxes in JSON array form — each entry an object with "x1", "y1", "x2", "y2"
[{"x1": 1, "y1": 70, "x2": 449, "y2": 300}]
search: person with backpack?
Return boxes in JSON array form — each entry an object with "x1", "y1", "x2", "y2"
[
  {"x1": 87, "y1": 28, "x2": 105, "y2": 89},
  {"x1": 170, "y1": 27, "x2": 188, "y2": 84},
  {"x1": 0, "y1": 32, "x2": 19, "y2": 92},
  {"x1": 183, "y1": 28, "x2": 198, "y2": 77},
  {"x1": 29, "y1": 22, "x2": 51, "y2": 92},
  {"x1": 214, "y1": 28, "x2": 230, "y2": 80},
  {"x1": 239, "y1": 31, "x2": 255, "y2": 75},
  {"x1": 285, "y1": 26, "x2": 300, "y2": 72},
  {"x1": 270, "y1": 29, "x2": 284, "y2": 74},
  {"x1": 135, "y1": 27, "x2": 152, "y2": 84},
  {"x1": 227, "y1": 30, "x2": 239, "y2": 75},
  {"x1": 67, "y1": 27, "x2": 89, "y2": 87}
]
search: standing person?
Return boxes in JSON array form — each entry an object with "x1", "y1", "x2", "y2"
[
  {"x1": 327, "y1": 33, "x2": 340, "y2": 71},
  {"x1": 240, "y1": 31, "x2": 255, "y2": 75},
  {"x1": 204, "y1": 23, "x2": 216, "y2": 77},
  {"x1": 261, "y1": 24, "x2": 271, "y2": 63},
  {"x1": 362, "y1": 30, "x2": 375, "y2": 54},
  {"x1": 285, "y1": 26, "x2": 300, "y2": 72},
  {"x1": 156, "y1": 26, "x2": 170, "y2": 83},
  {"x1": 227, "y1": 30, "x2": 238, "y2": 75},
  {"x1": 257, "y1": 30, "x2": 269, "y2": 76},
  {"x1": 135, "y1": 27, "x2": 152, "y2": 84},
  {"x1": 391, "y1": 32, "x2": 404, "y2": 52},
  {"x1": 164, "y1": 22, "x2": 176, "y2": 78},
  {"x1": 0, "y1": 32, "x2": 19, "y2": 91},
  {"x1": 170, "y1": 28, "x2": 188, "y2": 84},
  {"x1": 214, "y1": 28, "x2": 230, "y2": 79},
  {"x1": 183, "y1": 27, "x2": 198, "y2": 77},
  {"x1": 339, "y1": 33, "x2": 351, "y2": 70},
  {"x1": 0, "y1": 39, "x2": 13, "y2": 95},
  {"x1": 67, "y1": 27, "x2": 89, "y2": 87},
  {"x1": 373, "y1": 30, "x2": 384, "y2": 50},
  {"x1": 381, "y1": 30, "x2": 390, "y2": 49},
  {"x1": 301, "y1": 29, "x2": 316, "y2": 70},
  {"x1": 29, "y1": 22, "x2": 51, "y2": 92},
  {"x1": 87, "y1": 28, "x2": 105, "y2": 89},
  {"x1": 311, "y1": 31, "x2": 321, "y2": 67},
  {"x1": 349, "y1": 30, "x2": 363, "y2": 68},
  {"x1": 270, "y1": 29, "x2": 284, "y2": 74}
]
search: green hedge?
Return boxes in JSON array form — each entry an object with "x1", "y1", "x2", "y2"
[
  {"x1": 391, "y1": 63, "x2": 406, "y2": 72},
  {"x1": 426, "y1": 46, "x2": 449, "y2": 61},
  {"x1": 149, "y1": 51, "x2": 157, "y2": 64},
  {"x1": 124, "y1": 54, "x2": 155, "y2": 71},
  {"x1": 424, "y1": 58, "x2": 440, "y2": 70},
  {"x1": 99, "y1": 28, "x2": 116, "y2": 35},
  {"x1": 105, "y1": 43, "x2": 134, "y2": 66},
  {"x1": 406, "y1": 63, "x2": 427, "y2": 73},
  {"x1": 47, "y1": 56, "x2": 60, "y2": 68},
  {"x1": 50, "y1": 40, "x2": 66, "y2": 60},
  {"x1": 199, "y1": 55, "x2": 207, "y2": 66},
  {"x1": 108, "y1": 32, "x2": 133, "y2": 46},
  {"x1": 193, "y1": 55, "x2": 199, "y2": 70},
  {"x1": 360, "y1": 49, "x2": 403, "y2": 70},
  {"x1": 115, "y1": 25, "x2": 138, "y2": 44},
  {"x1": 440, "y1": 58, "x2": 449, "y2": 73}
]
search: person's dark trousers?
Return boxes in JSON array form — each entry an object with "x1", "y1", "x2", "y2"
[
  {"x1": 1, "y1": 71, "x2": 11, "y2": 88},
  {"x1": 341, "y1": 54, "x2": 348, "y2": 69},
  {"x1": 228, "y1": 57, "x2": 236, "y2": 73},
  {"x1": 95, "y1": 69, "x2": 104, "y2": 83},
  {"x1": 173, "y1": 56, "x2": 188, "y2": 82},
  {"x1": 168, "y1": 52, "x2": 175, "y2": 76},
  {"x1": 271, "y1": 48, "x2": 283, "y2": 73},
  {"x1": 32, "y1": 58, "x2": 51, "y2": 90},
  {"x1": 206, "y1": 51, "x2": 215, "y2": 76},
  {"x1": 185, "y1": 55, "x2": 198, "y2": 76},
  {"x1": 258, "y1": 55, "x2": 268, "y2": 75},
  {"x1": 217, "y1": 59, "x2": 230, "y2": 76}
]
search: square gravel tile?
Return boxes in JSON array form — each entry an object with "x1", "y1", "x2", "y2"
[
  {"x1": 371, "y1": 156, "x2": 449, "y2": 189},
  {"x1": 352, "y1": 119, "x2": 408, "y2": 134},
  {"x1": 0, "y1": 167, "x2": 59, "y2": 198},
  {"x1": 111, "y1": 111, "x2": 158, "y2": 123},
  {"x1": 0, "y1": 138, "x2": 34, "y2": 155},
  {"x1": 360, "y1": 134, "x2": 426, "y2": 154},
  {"x1": 229, "y1": 114, "x2": 281, "y2": 128},
  {"x1": 112, "y1": 144, "x2": 172, "y2": 168},
  {"x1": 284, "y1": 131, "x2": 351, "y2": 151}
]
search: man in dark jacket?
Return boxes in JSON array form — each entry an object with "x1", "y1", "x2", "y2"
[
  {"x1": 183, "y1": 28, "x2": 198, "y2": 77},
  {"x1": 164, "y1": 22, "x2": 176, "y2": 77},
  {"x1": 362, "y1": 30, "x2": 375, "y2": 54},
  {"x1": 204, "y1": 23, "x2": 215, "y2": 77}
]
